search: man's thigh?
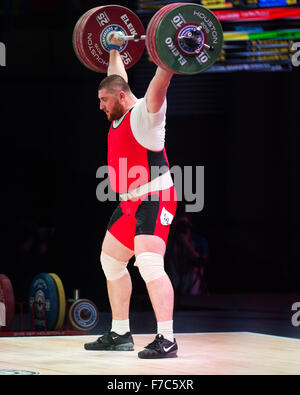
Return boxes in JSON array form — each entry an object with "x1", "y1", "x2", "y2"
[
  {"x1": 102, "y1": 202, "x2": 136, "y2": 260},
  {"x1": 134, "y1": 234, "x2": 166, "y2": 257},
  {"x1": 102, "y1": 230, "x2": 134, "y2": 262}
]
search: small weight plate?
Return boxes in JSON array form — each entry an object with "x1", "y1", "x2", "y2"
[
  {"x1": 29, "y1": 273, "x2": 58, "y2": 331},
  {"x1": 0, "y1": 274, "x2": 15, "y2": 330},
  {"x1": 73, "y1": 5, "x2": 145, "y2": 73},
  {"x1": 154, "y1": 4, "x2": 223, "y2": 74},
  {"x1": 48, "y1": 273, "x2": 66, "y2": 330},
  {"x1": 69, "y1": 299, "x2": 99, "y2": 331}
]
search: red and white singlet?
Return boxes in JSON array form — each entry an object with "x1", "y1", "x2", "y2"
[{"x1": 106, "y1": 97, "x2": 177, "y2": 250}]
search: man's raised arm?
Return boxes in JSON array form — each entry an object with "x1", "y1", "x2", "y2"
[
  {"x1": 107, "y1": 34, "x2": 128, "y2": 82},
  {"x1": 145, "y1": 67, "x2": 174, "y2": 114}
]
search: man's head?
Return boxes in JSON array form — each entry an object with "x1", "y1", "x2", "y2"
[{"x1": 98, "y1": 74, "x2": 133, "y2": 122}]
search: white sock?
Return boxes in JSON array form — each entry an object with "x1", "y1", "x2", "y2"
[
  {"x1": 157, "y1": 320, "x2": 174, "y2": 342},
  {"x1": 111, "y1": 319, "x2": 130, "y2": 335}
]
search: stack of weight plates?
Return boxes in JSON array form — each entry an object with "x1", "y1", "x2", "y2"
[
  {"x1": 72, "y1": 5, "x2": 145, "y2": 73},
  {"x1": 29, "y1": 273, "x2": 66, "y2": 331},
  {"x1": 0, "y1": 274, "x2": 15, "y2": 331}
]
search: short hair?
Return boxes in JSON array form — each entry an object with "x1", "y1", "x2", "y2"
[{"x1": 98, "y1": 74, "x2": 131, "y2": 94}]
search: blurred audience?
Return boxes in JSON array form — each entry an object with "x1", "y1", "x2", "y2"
[
  {"x1": 16, "y1": 219, "x2": 55, "y2": 301},
  {"x1": 165, "y1": 212, "x2": 209, "y2": 302}
]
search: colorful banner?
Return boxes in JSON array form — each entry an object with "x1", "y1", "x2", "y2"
[
  {"x1": 214, "y1": 6, "x2": 300, "y2": 21},
  {"x1": 223, "y1": 29, "x2": 300, "y2": 40}
]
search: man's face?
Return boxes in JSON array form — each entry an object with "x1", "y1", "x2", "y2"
[{"x1": 98, "y1": 88, "x2": 124, "y2": 122}]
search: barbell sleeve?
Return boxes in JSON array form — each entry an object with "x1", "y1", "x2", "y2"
[
  {"x1": 115, "y1": 33, "x2": 146, "y2": 41},
  {"x1": 116, "y1": 32, "x2": 213, "y2": 50}
]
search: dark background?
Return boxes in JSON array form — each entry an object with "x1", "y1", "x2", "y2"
[{"x1": 1, "y1": 0, "x2": 299, "y2": 313}]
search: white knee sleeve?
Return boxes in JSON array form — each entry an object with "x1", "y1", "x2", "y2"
[
  {"x1": 100, "y1": 251, "x2": 129, "y2": 281},
  {"x1": 134, "y1": 252, "x2": 166, "y2": 283}
]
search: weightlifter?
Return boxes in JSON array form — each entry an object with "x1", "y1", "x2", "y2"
[{"x1": 84, "y1": 33, "x2": 178, "y2": 359}]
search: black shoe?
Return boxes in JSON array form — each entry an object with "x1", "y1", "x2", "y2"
[
  {"x1": 138, "y1": 334, "x2": 178, "y2": 359},
  {"x1": 84, "y1": 331, "x2": 134, "y2": 351}
]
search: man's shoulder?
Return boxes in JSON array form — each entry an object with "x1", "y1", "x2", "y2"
[
  {"x1": 130, "y1": 97, "x2": 147, "y2": 118},
  {"x1": 132, "y1": 97, "x2": 145, "y2": 109}
]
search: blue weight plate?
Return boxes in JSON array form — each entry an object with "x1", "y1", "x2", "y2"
[
  {"x1": 69, "y1": 299, "x2": 99, "y2": 331},
  {"x1": 29, "y1": 273, "x2": 58, "y2": 331}
]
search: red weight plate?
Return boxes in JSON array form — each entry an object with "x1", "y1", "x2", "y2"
[
  {"x1": 73, "y1": 5, "x2": 145, "y2": 73},
  {"x1": 146, "y1": 3, "x2": 183, "y2": 73},
  {"x1": 154, "y1": 3, "x2": 185, "y2": 73},
  {"x1": 151, "y1": 10, "x2": 175, "y2": 70},
  {"x1": 146, "y1": 12, "x2": 162, "y2": 66},
  {"x1": 146, "y1": 6, "x2": 172, "y2": 66},
  {"x1": 73, "y1": 9, "x2": 93, "y2": 70},
  {"x1": 75, "y1": 6, "x2": 141, "y2": 73},
  {"x1": 0, "y1": 274, "x2": 15, "y2": 331},
  {"x1": 76, "y1": 7, "x2": 108, "y2": 72},
  {"x1": 73, "y1": 7, "x2": 102, "y2": 72}
]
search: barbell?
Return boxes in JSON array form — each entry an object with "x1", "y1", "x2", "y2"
[{"x1": 72, "y1": 3, "x2": 223, "y2": 75}]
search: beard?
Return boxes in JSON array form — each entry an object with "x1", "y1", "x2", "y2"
[{"x1": 106, "y1": 101, "x2": 124, "y2": 122}]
